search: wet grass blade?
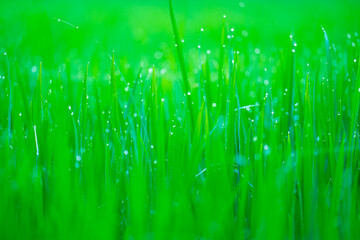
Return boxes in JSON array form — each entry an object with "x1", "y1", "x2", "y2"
[{"x1": 169, "y1": 0, "x2": 194, "y2": 134}]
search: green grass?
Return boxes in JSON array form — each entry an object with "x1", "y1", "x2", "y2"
[{"x1": 0, "y1": 0, "x2": 360, "y2": 239}]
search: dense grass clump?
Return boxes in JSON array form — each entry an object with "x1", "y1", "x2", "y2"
[{"x1": 0, "y1": 0, "x2": 360, "y2": 239}]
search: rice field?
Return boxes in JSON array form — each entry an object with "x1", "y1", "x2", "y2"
[{"x1": 0, "y1": 0, "x2": 359, "y2": 239}]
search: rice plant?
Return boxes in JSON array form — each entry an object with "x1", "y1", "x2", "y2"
[{"x1": 0, "y1": 0, "x2": 359, "y2": 239}]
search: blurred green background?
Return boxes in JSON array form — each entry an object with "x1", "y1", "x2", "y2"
[{"x1": 1, "y1": 0, "x2": 359, "y2": 70}]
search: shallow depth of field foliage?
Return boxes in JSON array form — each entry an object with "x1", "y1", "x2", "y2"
[{"x1": 1, "y1": 0, "x2": 360, "y2": 239}]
